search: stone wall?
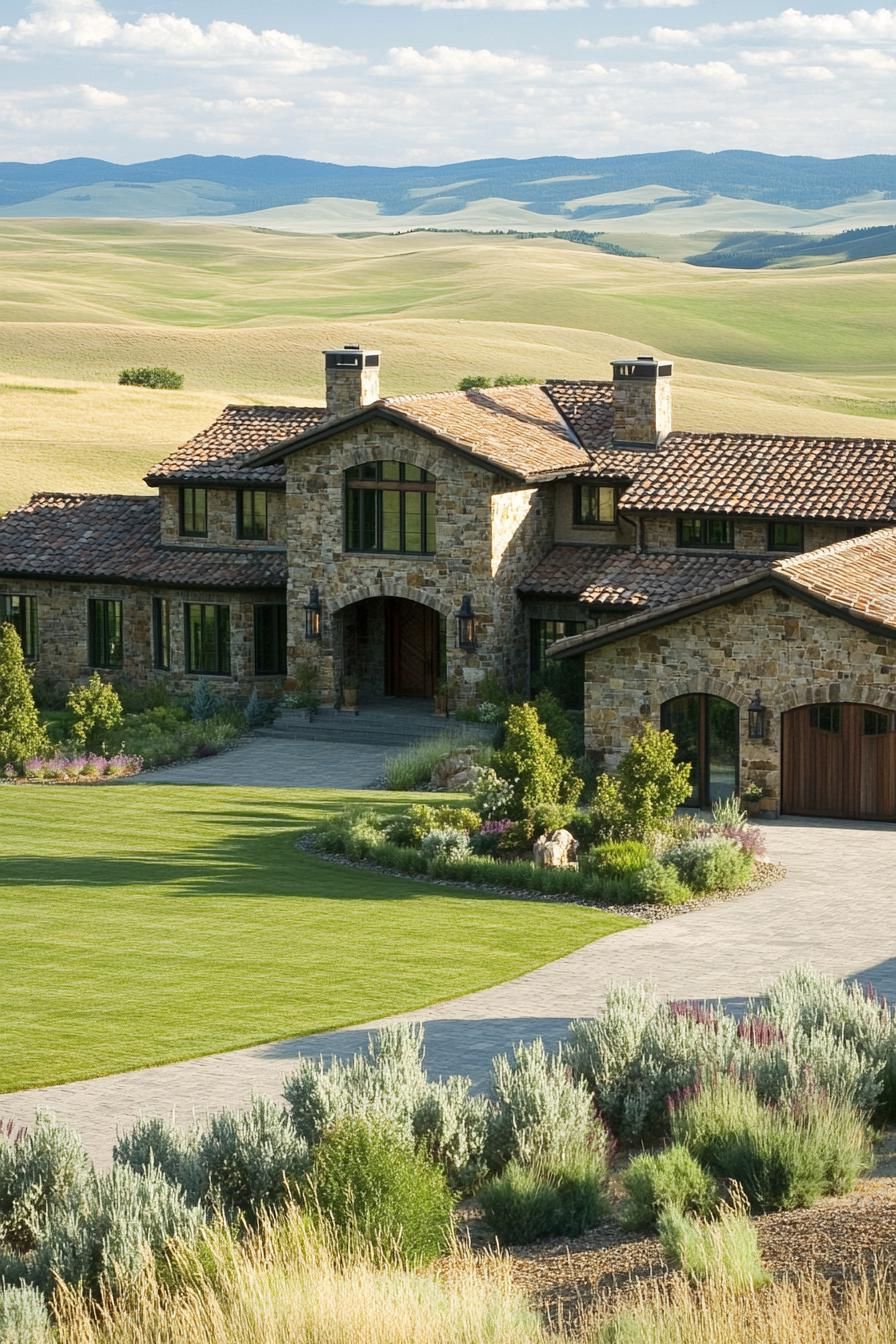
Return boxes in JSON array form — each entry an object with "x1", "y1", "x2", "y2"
[
  {"x1": 551, "y1": 479, "x2": 637, "y2": 546},
  {"x1": 644, "y1": 514, "x2": 861, "y2": 554},
  {"x1": 159, "y1": 486, "x2": 286, "y2": 548},
  {"x1": 612, "y1": 374, "x2": 672, "y2": 447},
  {"x1": 581, "y1": 585, "x2": 896, "y2": 810},
  {"x1": 0, "y1": 578, "x2": 286, "y2": 698},
  {"x1": 283, "y1": 417, "x2": 554, "y2": 705}
]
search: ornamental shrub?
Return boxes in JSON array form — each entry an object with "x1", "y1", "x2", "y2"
[
  {"x1": 0, "y1": 1115, "x2": 90, "y2": 1256},
  {"x1": 479, "y1": 1146, "x2": 609, "y2": 1245},
  {"x1": 309, "y1": 1116, "x2": 453, "y2": 1266},
  {"x1": 487, "y1": 1039, "x2": 599, "y2": 1170},
  {"x1": 532, "y1": 689, "x2": 577, "y2": 759},
  {"x1": 658, "y1": 1202, "x2": 768, "y2": 1291},
  {"x1": 113, "y1": 1117, "x2": 201, "y2": 1204},
  {"x1": 492, "y1": 703, "x2": 583, "y2": 841},
  {"x1": 620, "y1": 1145, "x2": 717, "y2": 1230},
  {"x1": 244, "y1": 688, "x2": 274, "y2": 729},
  {"x1": 457, "y1": 375, "x2": 492, "y2": 390},
  {"x1": 118, "y1": 366, "x2": 184, "y2": 390},
  {"x1": 0, "y1": 1285, "x2": 52, "y2": 1343},
  {"x1": 665, "y1": 836, "x2": 753, "y2": 893},
  {"x1": 471, "y1": 766, "x2": 516, "y2": 821},
  {"x1": 67, "y1": 673, "x2": 123, "y2": 753},
  {"x1": 590, "y1": 839, "x2": 652, "y2": 880},
  {"x1": 420, "y1": 827, "x2": 471, "y2": 862},
  {"x1": 0, "y1": 625, "x2": 50, "y2": 769},
  {"x1": 615, "y1": 723, "x2": 693, "y2": 834},
  {"x1": 195, "y1": 1097, "x2": 309, "y2": 1221},
  {"x1": 623, "y1": 859, "x2": 691, "y2": 906},
  {"x1": 189, "y1": 677, "x2": 222, "y2": 723}
]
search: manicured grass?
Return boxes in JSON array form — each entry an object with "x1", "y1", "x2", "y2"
[{"x1": 0, "y1": 786, "x2": 636, "y2": 1093}]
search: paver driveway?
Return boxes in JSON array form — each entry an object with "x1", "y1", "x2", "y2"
[{"x1": 3, "y1": 816, "x2": 893, "y2": 1163}]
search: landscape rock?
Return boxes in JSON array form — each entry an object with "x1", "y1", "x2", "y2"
[
  {"x1": 533, "y1": 828, "x2": 579, "y2": 869},
  {"x1": 430, "y1": 750, "x2": 479, "y2": 791}
]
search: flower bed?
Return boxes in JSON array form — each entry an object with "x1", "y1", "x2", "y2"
[{"x1": 13, "y1": 752, "x2": 143, "y2": 782}]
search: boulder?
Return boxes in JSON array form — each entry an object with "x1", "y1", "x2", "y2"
[
  {"x1": 429, "y1": 749, "x2": 478, "y2": 792},
  {"x1": 533, "y1": 828, "x2": 579, "y2": 869}
]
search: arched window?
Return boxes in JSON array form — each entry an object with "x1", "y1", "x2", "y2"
[{"x1": 344, "y1": 461, "x2": 436, "y2": 555}]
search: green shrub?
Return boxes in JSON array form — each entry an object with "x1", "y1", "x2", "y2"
[
  {"x1": 488, "y1": 1039, "x2": 599, "y2": 1170},
  {"x1": 457, "y1": 375, "x2": 492, "y2": 390},
  {"x1": 665, "y1": 836, "x2": 753, "y2": 893},
  {"x1": 658, "y1": 1203, "x2": 768, "y2": 1291},
  {"x1": 0, "y1": 1114, "x2": 90, "y2": 1256},
  {"x1": 67, "y1": 673, "x2": 123, "y2": 753},
  {"x1": 189, "y1": 678, "x2": 222, "y2": 723},
  {"x1": 620, "y1": 1145, "x2": 717, "y2": 1230},
  {"x1": 471, "y1": 765, "x2": 516, "y2": 820},
  {"x1": 385, "y1": 803, "x2": 480, "y2": 846},
  {"x1": 244, "y1": 688, "x2": 274, "y2": 729},
  {"x1": 532, "y1": 689, "x2": 578, "y2": 759},
  {"x1": 670, "y1": 1076, "x2": 871, "y2": 1213},
  {"x1": 0, "y1": 1285, "x2": 52, "y2": 1343},
  {"x1": 113, "y1": 1116, "x2": 200, "y2": 1203},
  {"x1": 492, "y1": 703, "x2": 583, "y2": 841},
  {"x1": 623, "y1": 859, "x2": 691, "y2": 906},
  {"x1": 590, "y1": 724, "x2": 692, "y2": 841},
  {"x1": 591, "y1": 839, "x2": 652, "y2": 880},
  {"x1": 0, "y1": 625, "x2": 51, "y2": 770},
  {"x1": 118, "y1": 366, "x2": 184, "y2": 390},
  {"x1": 587, "y1": 772, "x2": 632, "y2": 843},
  {"x1": 309, "y1": 1116, "x2": 453, "y2": 1266},
  {"x1": 480, "y1": 1146, "x2": 608, "y2": 1245},
  {"x1": 195, "y1": 1098, "x2": 309, "y2": 1221},
  {"x1": 420, "y1": 827, "x2": 471, "y2": 862}
]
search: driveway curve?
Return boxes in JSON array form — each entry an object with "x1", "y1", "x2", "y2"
[{"x1": 2, "y1": 817, "x2": 893, "y2": 1163}]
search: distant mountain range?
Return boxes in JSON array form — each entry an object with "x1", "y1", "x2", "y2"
[{"x1": 2, "y1": 151, "x2": 896, "y2": 265}]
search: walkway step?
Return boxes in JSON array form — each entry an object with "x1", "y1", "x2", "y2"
[{"x1": 259, "y1": 710, "x2": 495, "y2": 750}]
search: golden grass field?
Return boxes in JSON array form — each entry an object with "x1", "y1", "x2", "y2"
[{"x1": 2, "y1": 220, "x2": 894, "y2": 513}]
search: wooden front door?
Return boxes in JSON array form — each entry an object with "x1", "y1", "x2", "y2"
[
  {"x1": 384, "y1": 598, "x2": 440, "y2": 698},
  {"x1": 782, "y1": 703, "x2": 896, "y2": 821}
]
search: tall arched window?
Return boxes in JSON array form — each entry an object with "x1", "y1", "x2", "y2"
[{"x1": 344, "y1": 461, "x2": 436, "y2": 555}]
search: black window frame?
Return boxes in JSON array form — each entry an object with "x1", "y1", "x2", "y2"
[
  {"x1": 676, "y1": 515, "x2": 735, "y2": 550},
  {"x1": 87, "y1": 598, "x2": 123, "y2": 670},
  {"x1": 529, "y1": 618, "x2": 586, "y2": 674},
  {"x1": 0, "y1": 594, "x2": 38, "y2": 661},
  {"x1": 809, "y1": 704, "x2": 841, "y2": 734},
  {"x1": 768, "y1": 521, "x2": 804, "y2": 552},
  {"x1": 237, "y1": 489, "x2": 268, "y2": 541},
  {"x1": 573, "y1": 481, "x2": 618, "y2": 527},
  {"x1": 179, "y1": 487, "x2": 208, "y2": 538},
  {"x1": 864, "y1": 708, "x2": 895, "y2": 736},
  {"x1": 253, "y1": 603, "x2": 287, "y2": 676},
  {"x1": 152, "y1": 596, "x2": 171, "y2": 671},
  {"x1": 344, "y1": 460, "x2": 436, "y2": 555},
  {"x1": 184, "y1": 602, "x2": 231, "y2": 677}
]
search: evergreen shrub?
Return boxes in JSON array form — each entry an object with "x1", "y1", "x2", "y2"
[
  {"x1": 118, "y1": 367, "x2": 184, "y2": 390},
  {"x1": 67, "y1": 673, "x2": 123, "y2": 753},
  {"x1": 0, "y1": 625, "x2": 51, "y2": 769},
  {"x1": 480, "y1": 1146, "x2": 608, "y2": 1244},
  {"x1": 620, "y1": 1145, "x2": 717, "y2": 1230}
]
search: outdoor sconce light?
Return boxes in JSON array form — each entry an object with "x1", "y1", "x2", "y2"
[
  {"x1": 304, "y1": 585, "x2": 322, "y2": 641},
  {"x1": 639, "y1": 694, "x2": 652, "y2": 718},
  {"x1": 748, "y1": 690, "x2": 767, "y2": 741},
  {"x1": 454, "y1": 594, "x2": 477, "y2": 652}
]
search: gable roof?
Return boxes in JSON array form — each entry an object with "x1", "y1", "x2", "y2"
[
  {"x1": 617, "y1": 431, "x2": 896, "y2": 523},
  {"x1": 0, "y1": 494, "x2": 286, "y2": 590},
  {"x1": 542, "y1": 380, "x2": 614, "y2": 452},
  {"x1": 145, "y1": 405, "x2": 328, "y2": 486},
  {"x1": 518, "y1": 545, "x2": 769, "y2": 609},
  {"x1": 548, "y1": 525, "x2": 896, "y2": 657}
]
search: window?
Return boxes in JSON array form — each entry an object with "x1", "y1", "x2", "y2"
[
  {"x1": 254, "y1": 604, "x2": 287, "y2": 675},
  {"x1": 768, "y1": 521, "x2": 804, "y2": 552},
  {"x1": 574, "y1": 482, "x2": 617, "y2": 526},
  {"x1": 152, "y1": 597, "x2": 170, "y2": 671},
  {"x1": 88, "y1": 598, "x2": 123, "y2": 669},
  {"x1": 530, "y1": 618, "x2": 586, "y2": 673},
  {"x1": 179, "y1": 487, "x2": 207, "y2": 538},
  {"x1": 677, "y1": 516, "x2": 734, "y2": 549},
  {"x1": 237, "y1": 490, "x2": 268, "y2": 541},
  {"x1": 864, "y1": 708, "x2": 895, "y2": 736},
  {"x1": 810, "y1": 704, "x2": 841, "y2": 733},
  {"x1": 185, "y1": 603, "x2": 230, "y2": 676},
  {"x1": 0, "y1": 594, "x2": 38, "y2": 660},
  {"x1": 344, "y1": 461, "x2": 435, "y2": 554}
]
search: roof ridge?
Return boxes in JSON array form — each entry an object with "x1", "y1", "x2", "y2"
[
  {"x1": 27, "y1": 491, "x2": 153, "y2": 503},
  {"x1": 665, "y1": 429, "x2": 896, "y2": 448},
  {"x1": 775, "y1": 522, "x2": 896, "y2": 572}
]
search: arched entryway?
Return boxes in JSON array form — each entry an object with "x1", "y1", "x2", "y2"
[
  {"x1": 661, "y1": 694, "x2": 739, "y2": 808},
  {"x1": 782, "y1": 702, "x2": 896, "y2": 820},
  {"x1": 338, "y1": 596, "x2": 446, "y2": 701}
]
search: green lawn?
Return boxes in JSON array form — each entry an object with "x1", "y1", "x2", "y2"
[{"x1": 0, "y1": 786, "x2": 636, "y2": 1093}]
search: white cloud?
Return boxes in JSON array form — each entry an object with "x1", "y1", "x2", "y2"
[
  {"x1": 78, "y1": 82, "x2": 127, "y2": 106},
  {"x1": 644, "y1": 58, "x2": 749, "y2": 87},
  {"x1": 605, "y1": 0, "x2": 698, "y2": 8},
  {"x1": 379, "y1": 44, "x2": 550, "y2": 77},
  {"x1": 648, "y1": 25, "x2": 701, "y2": 45},
  {"x1": 349, "y1": 0, "x2": 587, "y2": 7},
  {"x1": 782, "y1": 63, "x2": 835, "y2": 79}
]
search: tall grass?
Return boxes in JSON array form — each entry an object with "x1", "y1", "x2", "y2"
[
  {"x1": 383, "y1": 735, "x2": 485, "y2": 791},
  {"x1": 657, "y1": 1200, "x2": 768, "y2": 1292}
]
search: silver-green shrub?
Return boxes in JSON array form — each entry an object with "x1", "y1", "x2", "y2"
[
  {"x1": 113, "y1": 1116, "x2": 201, "y2": 1203},
  {"x1": 420, "y1": 827, "x2": 472, "y2": 862},
  {"x1": 194, "y1": 1098, "x2": 308, "y2": 1220},
  {"x1": 487, "y1": 1039, "x2": 600, "y2": 1169},
  {"x1": 665, "y1": 835, "x2": 752, "y2": 893},
  {"x1": 0, "y1": 1284, "x2": 52, "y2": 1344},
  {"x1": 0, "y1": 1115, "x2": 90, "y2": 1256}
]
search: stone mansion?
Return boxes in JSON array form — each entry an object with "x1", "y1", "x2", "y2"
[{"x1": 1, "y1": 345, "x2": 895, "y2": 821}]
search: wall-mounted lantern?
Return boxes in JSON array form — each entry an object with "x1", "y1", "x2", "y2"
[
  {"x1": 639, "y1": 694, "x2": 652, "y2": 718},
  {"x1": 304, "y1": 585, "x2": 322, "y2": 641},
  {"x1": 454, "y1": 594, "x2": 477, "y2": 652},
  {"x1": 748, "y1": 690, "x2": 767, "y2": 741}
]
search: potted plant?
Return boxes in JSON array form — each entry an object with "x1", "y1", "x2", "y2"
[
  {"x1": 433, "y1": 678, "x2": 450, "y2": 717},
  {"x1": 342, "y1": 678, "x2": 359, "y2": 711},
  {"x1": 740, "y1": 780, "x2": 763, "y2": 817}
]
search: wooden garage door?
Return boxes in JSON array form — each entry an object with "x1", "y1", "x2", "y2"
[{"x1": 781, "y1": 703, "x2": 896, "y2": 821}]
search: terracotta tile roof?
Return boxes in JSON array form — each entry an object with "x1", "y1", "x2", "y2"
[
  {"x1": 519, "y1": 545, "x2": 769, "y2": 609},
  {"x1": 381, "y1": 384, "x2": 591, "y2": 478},
  {"x1": 542, "y1": 380, "x2": 614, "y2": 451},
  {"x1": 145, "y1": 405, "x2": 328, "y2": 486},
  {"x1": 0, "y1": 494, "x2": 286, "y2": 590},
  {"x1": 775, "y1": 526, "x2": 896, "y2": 631},
  {"x1": 619, "y1": 431, "x2": 896, "y2": 523}
]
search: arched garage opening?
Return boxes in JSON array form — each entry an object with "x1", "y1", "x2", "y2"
[
  {"x1": 661, "y1": 694, "x2": 739, "y2": 808},
  {"x1": 782, "y1": 703, "x2": 896, "y2": 821}
]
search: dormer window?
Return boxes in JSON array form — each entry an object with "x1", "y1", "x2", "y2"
[
  {"x1": 179, "y1": 487, "x2": 207, "y2": 538},
  {"x1": 768, "y1": 521, "x2": 803, "y2": 553},
  {"x1": 574, "y1": 482, "x2": 617, "y2": 527},
  {"x1": 677, "y1": 516, "x2": 734, "y2": 549},
  {"x1": 344, "y1": 461, "x2": 435, "y2": 555}
]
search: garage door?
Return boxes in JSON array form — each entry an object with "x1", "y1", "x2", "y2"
[{"x1": 781, "y1": 703, "x2": 896, "y2": 821}]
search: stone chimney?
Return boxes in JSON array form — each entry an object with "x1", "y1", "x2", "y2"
[
  {"x1": 611, "y1": 355, "x2": 673, "y2": 448},
  {"x1": 323, "y1": 345, "x2": 381, "y2": 418}
]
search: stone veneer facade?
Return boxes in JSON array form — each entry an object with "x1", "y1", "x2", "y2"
[
  {"x1": 283, "y1": 417, "x2": 554, "y2": 705},
  {"x1": 582, "y1": 585, "x2": 896, "y2": 812},
  {"x1": 159, "y1": 486, "x2": 286, "y2": 548},
  {"x1": 643, "y1": 515, "x2": 857, "y2": 554}
]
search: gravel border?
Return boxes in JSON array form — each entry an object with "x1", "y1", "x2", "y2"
[{"x1": 299, "y1": 832, "x2": 786, "y2": 924}]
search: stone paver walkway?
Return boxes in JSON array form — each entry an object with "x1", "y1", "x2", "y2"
[
  {"x1": 133, "y1": 738, "x2": 388, "y2": 788},
  {"x1": 3, "y1": 817, "x2": 893, "y2": 1163}
]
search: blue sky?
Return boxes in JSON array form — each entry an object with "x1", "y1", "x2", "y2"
[{"x1": 1, "y1": 0, "x2": 894, "y2": 163}]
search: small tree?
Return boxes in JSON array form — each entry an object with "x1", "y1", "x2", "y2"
[
  {"x1": 591, "y1": 722, "x2": 692, "y2": 840},
  {"x1": 0, "y1": 623, "x2": 51, "y2": 768},
  {"x1": 67, "y1": 673, "x2": 124, "y2": 753},
  {"x1": 493, "y1": 702, "x2": 583, "y2": 840},
  {"x1": 118, "y1": 367, "x2": 184, "y2": 390}
]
